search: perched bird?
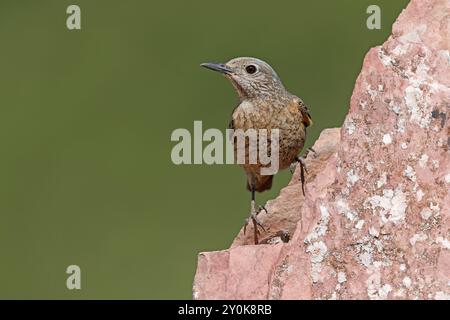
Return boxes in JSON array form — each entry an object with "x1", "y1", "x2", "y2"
[{"x1": 201, "y1": 57, "x2": 312, "y2": 244}]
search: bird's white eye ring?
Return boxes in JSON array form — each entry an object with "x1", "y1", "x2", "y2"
[{"x1": 245, "y1": 65, "x2": 257, "y2": 74}]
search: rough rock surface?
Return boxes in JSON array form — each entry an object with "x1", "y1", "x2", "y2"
[{"x1": 193, "y1": 0, "x2": 450, "y2": 300}]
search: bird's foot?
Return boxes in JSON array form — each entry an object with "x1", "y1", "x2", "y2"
[
  {"x1": 243, "y1": 200, "x2": 268, "y2": 244},
  {"x1": 289, "y1": 148, "x2": 316, "y2": 173},
  {"x1": 291, "y1": 154, "x2": 312, "y2": 196},
  {"x1": 259, "y1": 230, "x2": 291, "y2": 244},
  {"x1": 305, "y1": 147, "x2": 317, "y2": 158}
]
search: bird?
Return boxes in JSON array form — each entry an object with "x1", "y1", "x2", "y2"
[{"x1": 201, "y1": 57, "x2": 312, "y2": 244}]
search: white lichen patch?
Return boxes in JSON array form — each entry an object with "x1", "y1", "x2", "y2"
[
  {"x1": 355, "y1": 219, "x2": 365, "y2": 230},
  {"x1": 420, "y1": 208, "x2": 432, "y2": 220},
  {"x1": 306, "y1": 241, "x2": 328, "y2": 283},
  {"x1": 366, "y1": 162, "x2": 374, "y2": 173},
  {"x1": 366, "y1": 187, "x2": 408, "y2": 224},
  {"x1": 377, "y1": 172, "x2": 387, "y2": 188},
  {"x1": 382, "y1": 133, "x2": 392, "y2": 145},
  {"x1": 335, "y1": 198, "x2": 356, "y2": 221},
  {"x1": 431, "y1": 159, "x2": 439, "y2": 169},
  {"x1": 398, "y1": 28, "x2": 422, "y2": 44},
  {"x1": 436, "y1": 237, "x2": 450, "y2": 250},
  {"x1": 193, "y1": 290, "x2": 200, "y2": 299},
  {"x1": 438, "y1": 50, "x2": 450, "y2": 63},
  {"x1": 341, "y1": 187, "x2": 350, "y2": 196},
  {"x1": 366, "y1": 84, "x2": 378, "y2": 101},
  {"x1": 375, "y1": 240, "x2": 385, "y2": 253},
  {"x1": 403, "y1": 277, "x2": 412, "y2": 288},
  {"x1": 345, "y1": 119, "x2": 356, "y2": 135},
  {"x1": 415, "y1": 59, "x2": 431, "y2": 79},
  {"x1": 378, "y1": 284, "x2": 393, "y2": 299},
  {"x1": 400, "y1": 264, "x2": 406, "y2": 272},
  {"x1": 395, "y1": 289, "x2": 406, "y2": 298},
  {"x1": 435, "y1": 291, "x2": 450, "y2": 300},
  {"x1": 445, "y1": 174, "x2": 450, "y2": 184},
  {"x1": 359, "y1": 251, "x2": 373, "y2": 268},
  {"x1": 392, "y1": 43, "x2": 410, "y2": 55},
  {"x1": 369, "y1": 227, "x2": 379, "y2": 237},
  {"x1": 404, "y1": 86, "x2": 431, "y2": 128},
  {"x1": 305, "y1": 205, "x2": 330, "y2": 243},
  {"x1": 418, "y1": 154, "x2": 429, "y2": 168},
  {"x1": 390, "y1": 101, "x2": 402, "y2": 115},
  {"x1": 338, "y1": 272, "x2": 347, "y2": 284},
  {"x1": 367, "y1": 271, "x2": 392, "y2": 300},
  {"x1": 409, "y1": 233, "x2": 428, "y2": 246},
  {"x1": 403, "y1": 165, "x2": 417, "y2": 182},
  {"x1": 430, "y1": 202, "x2": 440, "y2": 216},
  {"x1": 397, "y1": 117, "x2": 406, "y2": 133},
  {"x1": 379, "y1": 48, "x2": 395, "y2": 66},
  {"x1": 346, "y1": 169, "x2": 360, "y2": 187},
  {"x1": 366, "y1": 272, "x2": 380, "y2": 299},
  {"x1": 401, "y1": 142, "x2": 408, "y2": 150},
  {"x1": 416, "y1": 189, "x2": 425, "y2": 202}
]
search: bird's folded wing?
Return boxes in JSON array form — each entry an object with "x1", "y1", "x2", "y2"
[{"x1": 298, "y1": 99, "x2": 313, "y2": 127}]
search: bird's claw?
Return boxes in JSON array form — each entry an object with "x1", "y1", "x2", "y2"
[
  {"x1": 290, "y1": 153, "x2": 310, "y2": 174},
  {"x1": 258, "y1": 205, "x2": 268, "y2": 215},
  {"x1": 251, "y1": 212, "x2": 266, "y2": 232},
  {"x1": 243, "y1": 202, "x2": 268, "y2": 244},
  {"x1": 305, "y1": 147, "x2": 317, "y2": 157},
  {"x1": 292, "y1": 156, "x2": 308, "y2": 196},
  {"x1": 244, "y1": 206, "x2": 267, "y2": 233}
]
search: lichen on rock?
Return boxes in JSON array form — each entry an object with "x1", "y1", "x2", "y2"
[{"x1": 193, "y1": 0, "x2": 450, "y2": 300}]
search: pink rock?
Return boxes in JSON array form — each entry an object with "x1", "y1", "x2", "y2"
[{"x1": 193, "y1": 0, "x2": 450, "y2": 300}]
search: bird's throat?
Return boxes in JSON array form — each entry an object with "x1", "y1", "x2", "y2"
[{"x1": 227, "y1": 76, "x2": 249, "y2": 100}]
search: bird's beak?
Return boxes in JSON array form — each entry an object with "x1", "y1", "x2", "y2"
[{"x1": 200, "y1": 62, "x2": 232, "y2": 74}]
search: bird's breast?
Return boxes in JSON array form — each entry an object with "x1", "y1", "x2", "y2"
[
  {"x1": 230, "y1": 98, "x2": 306, "y2": 170},
  {"x1": 231, "y1": 99, "x2": 301, "y2": 131},
  {"x1": 231, "y1": 100, "x2": 274, "y2": 130}
]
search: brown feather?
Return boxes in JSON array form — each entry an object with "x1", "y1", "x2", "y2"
[{"x1": 247, "y1": 175, "x2": 273, "y2": 192}]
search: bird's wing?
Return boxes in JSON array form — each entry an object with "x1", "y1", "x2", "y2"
[
  {"x1": 297, "y1": 98, "x2": 313, "y2": 127},
  {"x1": 228, "y1": 118, "x2": 234, "y2": 130},
  {"x1": 228, "y1": 102, "x2": 240, "y2": 131}
]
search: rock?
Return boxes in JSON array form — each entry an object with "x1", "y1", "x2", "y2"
[
  {"x1": 193, "y1": 0, "x2": 450, "y2": 300},
  {"x1": 231, "y1": 128, "x2": 341, "y2": 248}
]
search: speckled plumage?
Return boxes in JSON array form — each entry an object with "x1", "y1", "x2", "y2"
[
  {"x1": 231, "y1": 96, "x2": 309, "y2": 190},
  {"x1": 223, "y1": 57, "x2": 312, "y2": 192},
  {"x1": 201, "y1": 57, "x2": 312, "y2": 243}
]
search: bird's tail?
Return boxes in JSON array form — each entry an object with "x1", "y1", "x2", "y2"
[{"x1": 247, "y1": 175, "x2": 274, "y2": 193}]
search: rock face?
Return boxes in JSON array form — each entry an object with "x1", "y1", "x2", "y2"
[{"x1": 193, "y1": 0, "x2": 450, "y2": 300}]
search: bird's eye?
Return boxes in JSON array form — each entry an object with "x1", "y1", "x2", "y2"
[{"x1": 245, "y1": 65, "x2": 257, "y2": 74}]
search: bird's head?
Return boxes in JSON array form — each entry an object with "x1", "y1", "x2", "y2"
[{"x1": 201, "y1": 57, "x2": 286, "y2": 100}]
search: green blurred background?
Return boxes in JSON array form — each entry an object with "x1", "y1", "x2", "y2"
[{"x1": 0, "y1": 0, "x2": 409, "y2": 299}]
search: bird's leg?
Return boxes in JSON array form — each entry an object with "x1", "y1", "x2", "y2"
[
  {"x1": 243, "y1": 185, "x2": 267, "y2": 244},
  {"x1": 297, "y1": 156, "x2": 307, "y2": 196},
  {"x1": 289, "y1": 147, "x2": 316, "y2": 195},
  {"x1": 289, "y1": 147, "x2": 316, "y2": 173},
  {"x1": 291, "y1": 155, "x2": 309, "y2": 196}
]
